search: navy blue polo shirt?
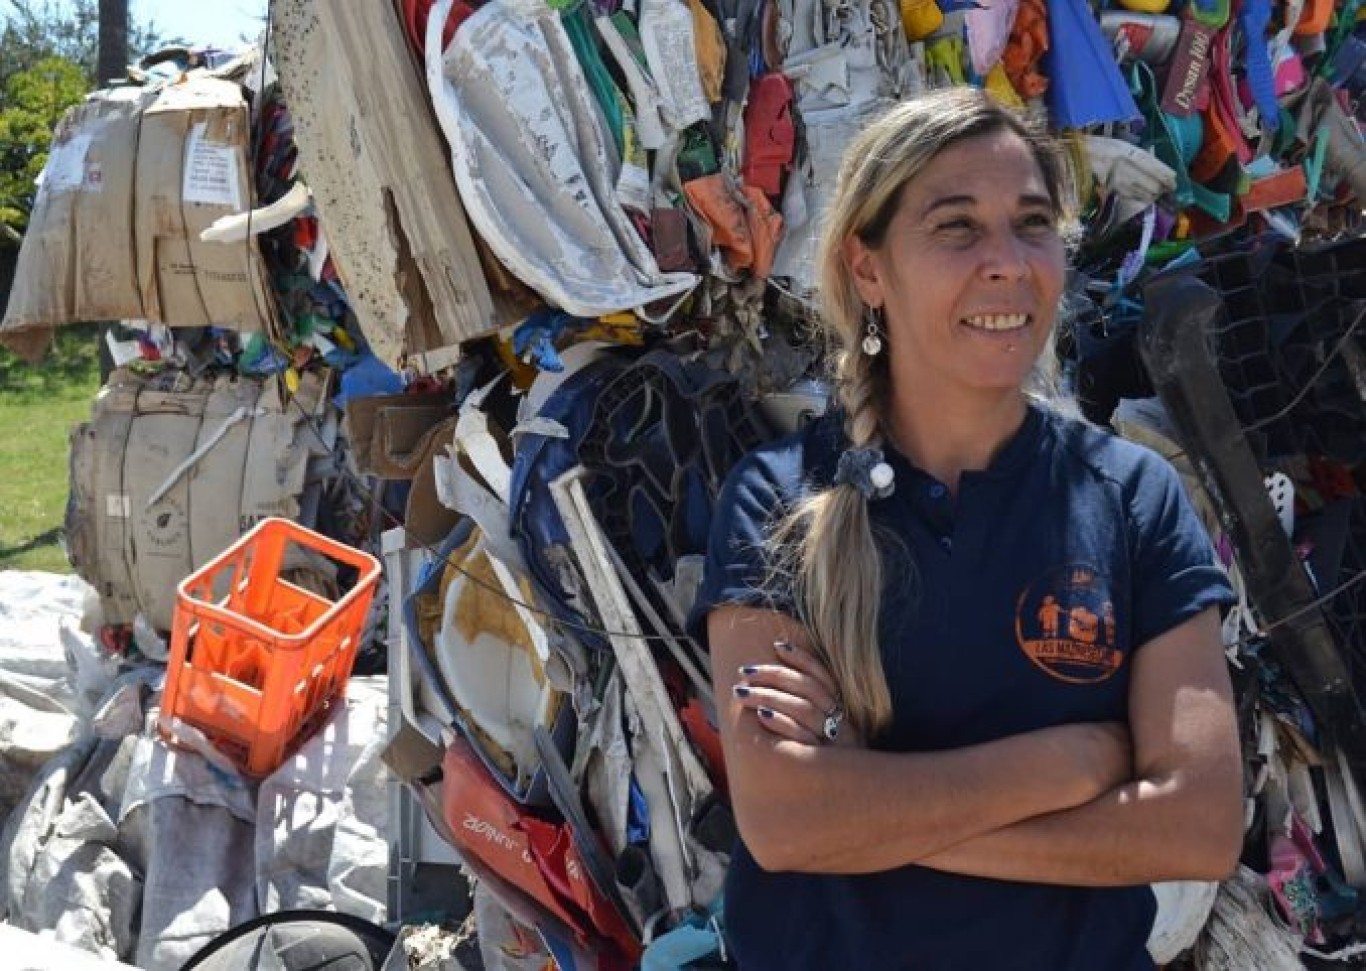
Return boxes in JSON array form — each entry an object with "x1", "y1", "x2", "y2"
[{"x1": 688, "y1": 403, "x2": 1235, "y2": 971}]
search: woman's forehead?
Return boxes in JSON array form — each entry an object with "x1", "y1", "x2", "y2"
[{"x1": 903, "y1": 134, "x2": 1049, "y2": 208}]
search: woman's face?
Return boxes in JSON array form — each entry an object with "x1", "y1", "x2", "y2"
[{"x1": 846, "y1": 128, "x2": 1067, "y2": 402}]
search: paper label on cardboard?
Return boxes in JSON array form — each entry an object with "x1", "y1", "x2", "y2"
[
  {"x1": 40, "y1": 132, "x2": 93, "y2": 193},
  {"x1": 183, "y1": 122, "x2": 243, "y2": 210}
]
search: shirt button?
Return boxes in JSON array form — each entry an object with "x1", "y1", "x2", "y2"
[
  {"x1": 939, "y1": 536, "x2": 953, "y2": 552},
  {"x1": 928, "y1": 483, "x2": 947, "y2": 499}
]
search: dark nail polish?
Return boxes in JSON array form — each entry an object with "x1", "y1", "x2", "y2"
[
  {"x1": 774, "y1": 640, "x2": 793, "y2": 652},
  {"x1": 733, "y1": 685, "x2": 751, "y2": 698},
  {"x1": 758, "y1": 706, "x2": 775, "y2": 719},
  {"x1": 739, "y1": 664, "x2": 758, "y2": 676}
]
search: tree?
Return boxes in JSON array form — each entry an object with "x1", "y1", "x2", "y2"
[
  {"x1": 1, "y1": 0, "x2": 168, "y2": 89},
  {"x1": 96, "y1": 0, "x2": 128, "y2": 86},
  {"x1": 0, "y1": 0, "x2": 173, "y2": 237},
  {"x1": 0, "y1": 55, "x2": 86, "y2": 235}
]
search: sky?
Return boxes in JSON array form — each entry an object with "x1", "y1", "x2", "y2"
[{"x1": 133, "y1": 0, "x2": 267, "y2": 51}]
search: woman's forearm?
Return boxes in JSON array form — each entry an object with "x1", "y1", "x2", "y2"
[
  {"x1": 729, "y1": 718, "x2": 1131, "y2": 873},
  {"x1": 915, "y1": 764, "x2": 1243, "y2": 884}
]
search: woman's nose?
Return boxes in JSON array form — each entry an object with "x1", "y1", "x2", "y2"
[{"x1": 977, "y1": 228, "x2": 1030, "y2": 281}]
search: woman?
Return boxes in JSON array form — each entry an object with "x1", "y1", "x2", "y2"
[{"x1": 687, "y1": 88, "x2": 1243, "y2": 969}]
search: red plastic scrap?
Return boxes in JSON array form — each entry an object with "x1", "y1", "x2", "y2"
[
  {"x1": 400, "y1": 0, "x2": 474, "y2": 58},
  {"x1": 1241, "y1": 167, "x2": 1309, "y2": 212},
  {"x1": 439, "y1": 738, "x2": 641, "y2": 962},
  {"x1": 741, "y1": 73, "x2": 796, "y2": 199}
]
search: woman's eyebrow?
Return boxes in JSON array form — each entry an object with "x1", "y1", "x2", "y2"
[
  {"x1": 1017, "y1": 193, "x2": 1055, "y2": 210},
  {"x1": 920, "y1": 194, "x2": 975, "y2": 217}
]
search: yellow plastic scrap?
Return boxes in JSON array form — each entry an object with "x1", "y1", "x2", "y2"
[
  {"x1": 586, "y1": 312, "x2": 647, "y2": 345},
  {"x1": 490, "y1": 326, "x2": 540, "y2": 388},
  {"x1": 925, "y1": 34, "x2": 968, "y2": 86},
  {"x1": 901, "y1": 0, "x2": 944, "y2": 41},
  {"x1": 984, "y1": 63, "x2": 1024, "y2": 107},
  {"x1": 689, "y1": 0, "x2": 728, "y2": 104}
]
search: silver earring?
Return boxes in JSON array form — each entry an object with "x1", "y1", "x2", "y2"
[{"x1": 862, "y1": 306, "x2": 884, "y2": 357}]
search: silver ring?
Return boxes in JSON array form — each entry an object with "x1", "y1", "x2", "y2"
[{"x1": 822, "y1": 706, "x2": 844, "y2": 742}]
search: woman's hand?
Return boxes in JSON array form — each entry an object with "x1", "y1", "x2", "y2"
[
  {"x1": 729, "y1": 639, "x2": 1131, "y2": 793},
  {"x1": 731, "y1": 639, "x2": 864, "y2": 747}
]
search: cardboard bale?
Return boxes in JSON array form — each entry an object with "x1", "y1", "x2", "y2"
[
  {"x1": 1, "y1": 87, "x2": 150, "y2": 361},
  {"x1": 65, "y1": 370, "x2": 331, "y2": 630},
  {"x1": 134, "y1": 77, "x2": 272, "y2": 329}
]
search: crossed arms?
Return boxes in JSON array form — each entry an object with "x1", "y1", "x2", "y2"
[{"x1": 708, "y1": 604, "x2": 1243, "y2": 885}]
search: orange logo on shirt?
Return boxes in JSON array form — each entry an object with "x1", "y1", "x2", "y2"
[{"x1": 1015, "y1": 563, "x2": 1122, "y2": 684}]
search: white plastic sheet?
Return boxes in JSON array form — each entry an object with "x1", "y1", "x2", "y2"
[{"x1": 425, "y1": 0, "x2": 699, "y2": 318}]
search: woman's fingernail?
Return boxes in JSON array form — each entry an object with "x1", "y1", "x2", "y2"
[
  {"x1": 758, "y1": 706, "x2": 776, "y2": 720},
  {"x1": 733, "y1": 685, "x2": 751, "y2": 698},
  {"x1": 774, "y1": 640, "x2": 793, "y2": 653},
  {"x1": 739, "y1": 664, "x2": 758, "y2": 676}
]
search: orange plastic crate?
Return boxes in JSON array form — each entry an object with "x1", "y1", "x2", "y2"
[{"x1": 159, "y1": 517, "x2": 382, "y2": 777}]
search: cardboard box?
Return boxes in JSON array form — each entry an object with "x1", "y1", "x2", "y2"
[
  {"x1": 343, "y1": 391, "x2": 454, "y2": 479},
  {"x1": 1, "y1": 87, "x2": 150, "y2": 360},
  {"x1": 134, "y1": 77, "x2": 272, "y2": 328}
]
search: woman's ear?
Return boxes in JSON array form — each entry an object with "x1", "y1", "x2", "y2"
[{"x1": 842, "y1": 234, "x2": 884, "y2": 310}]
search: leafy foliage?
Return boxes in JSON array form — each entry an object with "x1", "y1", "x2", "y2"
[
  {"x1": 0, "y1": 56, "x2": 88, "y2": 233},
  {"x1": 0, "y1": 1, "x2": 175, "y2": 236}
]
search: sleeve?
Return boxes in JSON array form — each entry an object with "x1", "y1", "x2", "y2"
[
  {"x1": 1129, "y1": 456, "x2": 1237, "y2": 649},
  {"x1": 685, "y1": 450, "x2": 797, "y2": 649}
]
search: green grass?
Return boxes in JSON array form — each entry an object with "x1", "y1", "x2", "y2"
[{"x1": 0, "y1": 325, "x2": 100, "y2": 573}]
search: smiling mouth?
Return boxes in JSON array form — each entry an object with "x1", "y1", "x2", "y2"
[{"x1": 961, "y1": 313, "x2": 1031, "y2": 332}]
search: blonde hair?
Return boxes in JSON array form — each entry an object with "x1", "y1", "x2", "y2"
[{"x1": 772, "y1": 88, "x2": 1076, "y2": 739}]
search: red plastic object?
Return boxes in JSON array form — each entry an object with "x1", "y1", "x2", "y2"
[
  {"x1": 400, "y1": 0, "x2": 473, "y2": 58},
  {"x1": 440, "y1": 737, "x2": 641, "y2": 960},
  {"x1": 159, "y1": 518, "x2": 381, "y2": 777},
  {"x1": 741, "y1": 73, "x2": 796, "y2": 199},
  {"x1": 1241, "y1": 166, "x2": 1308, "y2": 212}
]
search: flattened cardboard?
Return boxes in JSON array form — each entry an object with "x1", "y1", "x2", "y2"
[
  {"x1": 66, "y1": 379, "x2": 141, "y2": 624},
  {"x1": 404, "y1": 417, "x2": 463, "y2": 549},
  {"x1": 134, "y1": 77, "x2": 271, "y2": 328},
  {"x1": 269, "y1": 0, "x2": 526, "y2": 365},
  {"x1": 374, "y1": 405, "x2": 456, "y2": 479},
  {"x1": 343, "y1": 391, "x2": 453, "y2": 478},
  {"x1": 186, "y1": 378, "x2": 263, "y2": 569},
  {"x1": 1, "y1": 88, "x2": 150, "y2": 360},
  {"x1": 125, "y1": 396, "x2": 206, "y2": 626}
]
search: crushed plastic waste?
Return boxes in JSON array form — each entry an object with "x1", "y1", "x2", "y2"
[{"x1": 3, "y1": 0, "x2": 1366, "y2": 967}]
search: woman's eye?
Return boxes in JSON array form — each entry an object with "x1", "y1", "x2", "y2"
[
  {"x1": 1019, "y1": 213, "x2": 1057, "y2": 231},
  {"x1": 936, "y1": 218, "x2": 975, "y2": 233}
]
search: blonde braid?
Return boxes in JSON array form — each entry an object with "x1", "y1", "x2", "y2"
[
  {"x1": 772, "y1": 344, "x2": 895, "y2": 738},
  {"x1": 836, "y1": 344, "x2": 884, "y2": 450}
]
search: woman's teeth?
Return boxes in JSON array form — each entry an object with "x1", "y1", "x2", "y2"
[{"x1": 963, "y1": 313, "x2": 1029, "y2": 331}]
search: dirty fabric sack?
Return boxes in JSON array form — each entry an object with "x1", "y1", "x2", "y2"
[{"x1": 2, "y1": 672, "x2": 391, "y2": 971}]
